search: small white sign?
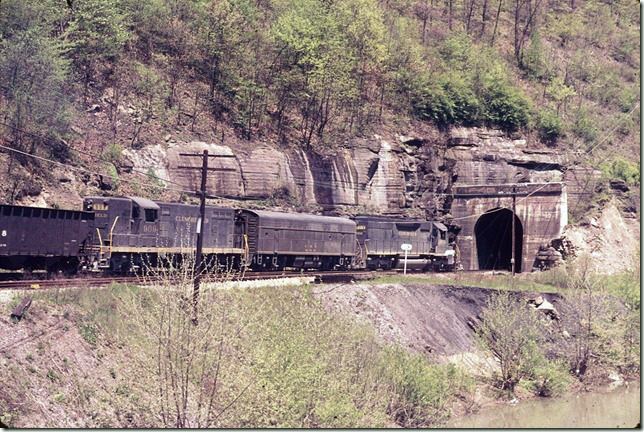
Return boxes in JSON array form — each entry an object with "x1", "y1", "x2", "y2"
[
  {"x1": 1, "y1": 230, "x2": 6, "y2": 237},
  {"x1": 401, "y1": 243, "x2": 412, "y2": 251}
]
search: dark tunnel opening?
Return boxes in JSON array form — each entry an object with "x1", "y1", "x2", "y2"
[{"x1": 474, "y1": 208, "x2": 523, "y2": 272}]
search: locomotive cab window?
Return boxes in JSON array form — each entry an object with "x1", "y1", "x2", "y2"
[
  {"x1": 440, "y1": 230, "x2": 446, "y2": 240},
  {"x1": 132, "y1": 205, "x2": 140, "y2": 219},
  {"x1": 145, "y1": 209, "x2": 158, "y2": 222}
]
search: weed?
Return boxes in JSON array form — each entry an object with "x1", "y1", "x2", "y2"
[
  {"x1": 79, "y1": 322, "x2": 98, "y2": 348},
  {"x1": 62, "y1": 323, "x2": 69, "y2": 332},
  {"x1": 51, "y1": 393, "x2": 65, "y2": 403},
  {"x1": 109, "y1": 368, "x2": 116, "y2": 379},
  {"x1": 37, "y1": 342, "x2": 45, "y2": 355},
  {"x1": 27, "y1": 365, "x2": 37, "y2": 374},
  {"x1": 115, "y1": 383, "x2": 130, "y2": 396},
  {"x1": 47, "y1": 369, "x2": 58, "y2": 382},
  {"x1": 25, "y1": 354, "x2": 34, "y2": 362}
]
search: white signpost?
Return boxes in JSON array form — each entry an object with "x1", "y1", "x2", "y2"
[{"x1": 401, "y1": 243, "x2": 412, "y2": 274}]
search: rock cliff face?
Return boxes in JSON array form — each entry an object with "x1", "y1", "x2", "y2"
[
  {"x1": 122, "y1": 127, "x2": 568, "y2": 220},
  {"x1": 123, "y1": 133, "x2": 452, "y2": 216}
]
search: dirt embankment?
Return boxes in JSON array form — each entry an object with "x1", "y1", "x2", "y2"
[
  {"x1": 0, "y1": 302, "x2": 148, "y2": 428},
  {"x1": 318, "y1": 282, "x2": 567, "y2": 360}
]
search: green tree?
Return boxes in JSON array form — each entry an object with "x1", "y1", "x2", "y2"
[
  {"x1": 477, "y1": 291, "x2": 544, "y2": 394},
  {"x1": 65, "y1": 0, "x2": 130, "y2": 99},
  {"x1": 545, "y1": 76, "x2": 576, "y2": 113},
  {"x1": 0, "y1": 25, "x2": 71, "y2": 160}
]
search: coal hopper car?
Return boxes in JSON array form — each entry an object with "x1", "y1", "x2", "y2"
[{"x1": 0, "y1": 203, "x2": 94, "y2": 272}]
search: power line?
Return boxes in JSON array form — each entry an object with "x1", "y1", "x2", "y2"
[
  {"x1": 0, "y1": 143, "x2": 196, "y2": 196},
  {"x1": 0, "y1": 120, "x2": 203, "y2": 194}
]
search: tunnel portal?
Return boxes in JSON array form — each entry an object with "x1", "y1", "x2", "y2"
[{"x1": 474, "y1": 208, "x2": 523, "y2": 272}]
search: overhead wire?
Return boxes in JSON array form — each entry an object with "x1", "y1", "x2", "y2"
[
  {"x1": 448, "y1": 100, "x2": 640, "y2": 223},
  {"x1": 0, "y1": 143, "x2": 197, "y2": 196}
]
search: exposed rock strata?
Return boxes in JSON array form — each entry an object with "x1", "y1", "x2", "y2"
[{"x1": 122, "y1": 127, "x2": 570, "y2": 220}]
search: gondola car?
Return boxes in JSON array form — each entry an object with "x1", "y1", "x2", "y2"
[
  {"x1": 354, "y1": 215, "x2": 455, "y2": 271},
  {"x1": 0, "y1": 203, "x2": 94, "y2": 272},
  {"x1": 237, "y1": 209, "x2": 356, "y2": 270},
  {"x1": 83, "y1": 196, "x2": 244, "y2": 271}
]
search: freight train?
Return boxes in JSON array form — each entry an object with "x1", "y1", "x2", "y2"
[{"x1": 0, "y1": 196, "x2": 456, "y2": 274}]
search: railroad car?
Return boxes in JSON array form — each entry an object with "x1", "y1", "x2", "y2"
[
  {"x1": 0, "y1": 203, "x2": 94, "y2": 272},
  {"x1": 0, "y1": 196, "x2": 456, "y2": 275},
  {"x1": 83, "y1": 196, "x2": 243, "y2": 271},
  {"x1": 354, "y1": 215, "x2": 455, "y2": 271},
  {"x1": 237, "y1": 209, "x2": 356, "y2": 270}
]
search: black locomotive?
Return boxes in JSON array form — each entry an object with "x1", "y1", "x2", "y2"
[
  {"x1": 354, "y1": 215, "x2": 455, "y2": 271},
  {"x1": 0, "y1": 196, "x2": 455, "y2": 274}
]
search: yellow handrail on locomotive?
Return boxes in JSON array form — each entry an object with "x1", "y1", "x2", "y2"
[
  {"x1": 243, "y1": 234, "x2": 250, "y2": 261},
  {"x1": 108, "y1": 216, "x2": 119, "y2": 256},
  {"x1": 95, "y1": 228, "x2": 103, "y2": 257}
]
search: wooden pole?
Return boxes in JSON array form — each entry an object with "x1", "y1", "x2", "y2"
[
  {"x1": 511, "y1": 185, "x2": 517, "y2": 276},
  {"x1": 193, "y1": 149, "x2": 208, "y2": 324}
]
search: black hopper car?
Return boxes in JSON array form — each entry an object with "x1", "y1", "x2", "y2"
[
  {"x1": 0, "y1": 204, "x2": 94, "y2": 272},
  {"x1": 0, "y1": 196, "x2": 456, "y2": 274}
]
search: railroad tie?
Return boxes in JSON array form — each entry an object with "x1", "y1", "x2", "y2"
[{"x1": 10, "y1": 297, "x2": 32, "y2": 321}]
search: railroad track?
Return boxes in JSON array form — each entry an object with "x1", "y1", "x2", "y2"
[{"x1": 0, "y1": 270, "x2": 390, "y2": 291}]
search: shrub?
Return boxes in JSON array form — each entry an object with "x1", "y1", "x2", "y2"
[
  {"x1": 529, "y1": 360, "x2": 571, "y2": 397},
  {"x1": 380, "y1": 347, "x2": 454, "y2": 427},
  {"x1": 537, "y1": 108, "x2": 564, "y2": 145},
  {"x1": 412, "y1": 76, "x2": 481, "y2": 128},
  {"x1": 572, "y1": 107, "x2": 598, "y2": 143},
  {"x1": 607, "y1": 157, "x2": 640, "y2": 186},
  {"x1": 476, "y1": 291, "x2": 544, "y2": 394},
  {"x1": 522, "y1": 32, "x2": 549, "y2": 80},
  {"x1": 482, "y1": 82, "x2": 532, "y2": 132},
  {"x1": 101, "y1": 142, "x2": 123, "y2": 166}
]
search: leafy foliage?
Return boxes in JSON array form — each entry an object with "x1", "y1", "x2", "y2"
[
  {"x1": 477, "y1": 291, "x2": 543, "y2": 394},
  {"x1": 537, "y1": 108, "x2": 564, "y2": 145},
  {"x1": 604, "y1": 157, "x2": 640, "y2": 186},
  {"x1": 0, "y1": 0, "x2": 639, "y2": 166}
]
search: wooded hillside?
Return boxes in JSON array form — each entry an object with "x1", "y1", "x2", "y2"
[{"x1": 0, "y1": 0, "x2": 640, "y2": 200}]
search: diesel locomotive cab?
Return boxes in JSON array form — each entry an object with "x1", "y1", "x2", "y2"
[
  {"x1": 83, "y1": 196, "x2": 243, "y2": 272},
  {"x1": 83, "y1": 196, "x2": 159, "y2": 271},
  {"x1": 354, "y1": 215, "x2": 456, "y2": 271}
]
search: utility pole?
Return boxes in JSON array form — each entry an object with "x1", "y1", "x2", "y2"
[
  {"x1": 178, "y1": 150, "x2": 236, "y2": 324},
  {"x1": 511, "y1": 185, "x2": 517, "y2": 277}
]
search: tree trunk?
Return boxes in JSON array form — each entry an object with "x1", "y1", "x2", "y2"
[
  {"x1": 491, "y1": 0, "x2": 503, "y2": 46},
  {"x1": 430, "y1": 0, "x2": 435, "y2": 28},
  {"x1": 514, "y1": 0, "x2": 522, "y2": 64},
  {"x1": 481, "y1": 0, "x2": 489, "y2": 35},
  {"x1": 466, "y1": 0, "x2": 476, "y2": 34},
  {"x1": 449, "y1": 0, "x2": 454, "y2": 30}
]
